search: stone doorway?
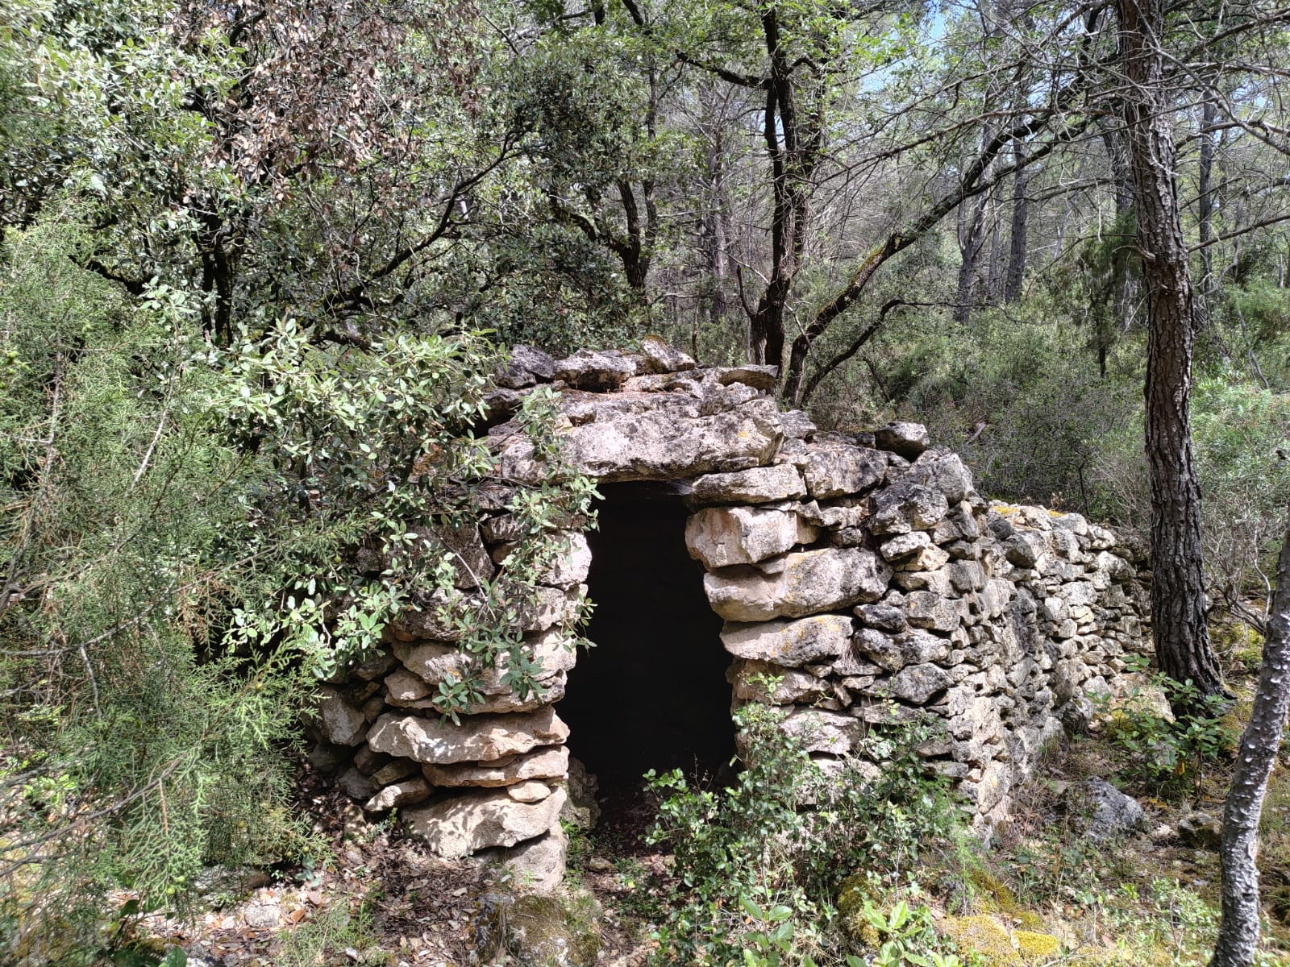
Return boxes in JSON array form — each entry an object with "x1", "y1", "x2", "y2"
[{"x1": 557, "y1": 482, "x2": 734, "y2": 795}]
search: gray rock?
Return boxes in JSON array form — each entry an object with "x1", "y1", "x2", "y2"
[
  {"x1": 721, "y1": 614, "x2": 854, "y2": 666},
  {"x1": 638, "y1": 335, "x2": 696, "y2": 374},
  {"x1": 727, "y1": 659, "x2": 830, "y2": 704},
  {"x1": 351, "y1": 650, "x2": 398, "y2": 681},
  {"x1": 887, "y1": 663, "x2": 952, "y2": 704},
  {"x1": 405, "y1": 787, "x2": 568, "y2": 858},
  {"x1": 685, "y1": 505, "x2": 818, "y2": 568},
  {"x1": 1074, "y1": 778, "x2": 1145, "y2": 841},
  {"x1": 496, "y1": 345, "x2": 556, "y2": 389},
  {"x1": 483, "y1": 824, "x2": 568, "y2": 893},
  {"x1": 424, "y1": 746, "x2": 570, "y2": 788},
  {"x1": 704, "y1": 548, "x2": 891, "y2": 621},
  {"x1": 552, "y1": 349, "x2": 637, "y2": 391},
  {"x1": 709, "y1": 364, "x2": 779, "y2": 390},
  {"x1": 394, "y1": 628, "x2": 577, "y2": 692},
  {"x1": 318, "y1": 688, "x2": 369, "y2": 747},
  {"x1": 367, "y1": 706, "x2": 570, "y2": 765},
  {"x1": 1178, "y1": 812, "x2": 1222, "y2": 850},
  {"x1": 855, "y1": 628, "x2": 949, "y2": 672},
  {"x1": 854, "y1": 604, "x2": 907, "y2": 633},
  {"x1": 905, "y1": 591, "x2": 961, "y2": 633},
  {"x1": 506, "y1": 780, "x2": 553, "y2": 803},
  {"x1": 907, "y1": 449, "x2": 974, "y2": 503},
  {"x1": 802, "y1": 445, "x2": 886, "y2": 499},
  {"x1": 562, "y1": 755, "x2": 600, "y2": 829},
  {"x1": 690, "y1": 465, "x2": 808, "y2": 505},
  {"x1": 242, "y1": 898, "x2": 282, "y2": 929},
  {"x1": 535, "y1": 398, "x2": 784, "y2": 483},
  {"x1": 870, "y1": 483, "x2": 950, "y2": 535},
  {"x1": 779, "y1": 708, "x2": 865, "y2": 755},
  {"x1": 873, "y1": 422, "x2": 930, "y2": 459},
  {"x1": 365, "y1": 777, "x2": 433, "y2": 813},
  {"x1": 337, "y1": 766, "x2": 377, "y2": 801},
  {"x1": 780, "y1": 409, "x2": 818, "y2": 440}
]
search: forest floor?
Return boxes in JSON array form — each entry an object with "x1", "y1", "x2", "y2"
[{"x1": 129, "y1": 660, "x2": 1290, "y2": 967}]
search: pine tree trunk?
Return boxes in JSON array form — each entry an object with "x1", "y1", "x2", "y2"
[
  {"x1": 1210, "y1": 513, "x2": 1290, "y2": 967},
  {"x1": 1116, "y1": 0, "x2": 1224, "y2": 707}
]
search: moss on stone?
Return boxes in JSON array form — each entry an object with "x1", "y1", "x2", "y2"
[
  {"x1": 472, "y1": 890, "x2": 602, "y2": 967},
  {"x1": 1014, "y1": 930, "x2": 1060, "y2": 961},
  {"x1": 942, "y1": 915, "x2": 1023, "y2": 965},
  {"x1": 942, "y1": 914, "x2": 1062, "y2": 965}
]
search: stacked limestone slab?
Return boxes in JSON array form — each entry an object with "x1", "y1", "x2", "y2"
[{"x1": 307, "y1": 340, "x2": 1149, "y2": 887}]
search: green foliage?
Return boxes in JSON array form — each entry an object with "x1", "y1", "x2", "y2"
[
  {"x1": 1096, "y1": 664, "x2": 1235, "y2": 798},
  {"x1": 643, "y1": 692, "x2": 961, "y2": 966},
  {"x1": 0, "y1": 209, "x2": 590, "y2": 960}
]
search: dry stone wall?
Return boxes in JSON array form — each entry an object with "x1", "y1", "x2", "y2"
[{"x1": 306, "y1": 341, "x2": 1149, "y2": 890}]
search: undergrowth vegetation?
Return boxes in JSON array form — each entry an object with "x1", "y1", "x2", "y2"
[{"x1": 640, "y1": 692, "x2": 964, "y2": 966}]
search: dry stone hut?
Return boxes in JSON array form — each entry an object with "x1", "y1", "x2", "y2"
[{"x1": 307, "y1": 341, "x2": 1149, "y2": 890}]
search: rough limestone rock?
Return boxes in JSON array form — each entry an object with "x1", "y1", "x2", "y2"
[
  {"x1": 536, "y1": 532, "x2": 592, "y2": 587},
  {"x1": 318, "y1": 688, "x2": 369, "y2": 747},
  {"x1": 1074, "y1": 778, "x2": 1145, "y2": 841},
  {"x1": 727, "y1": 659, "x2": 830, "y2": 704},
  {"x1": 855, "y1": 628, "x2": 948, "y2": 672},
  {"x1": 873, "y1": 421, "x2": 930, "y2": 459},
  {"x1": 639, "y1": 335, "x2": 696, "y2": 374},
  {"x1": 869, "y1": 482, "x2": 950, "y2": 535},
  {"x1": 1178, "y1": 811, "x2": 1223, "y2": 850},
  {"x1": 393, "y1": 629, "x2": 576, "y2": 693},
  {"x1": 364, "y1": 777, "x2": 433, "y2": 813},
  {"x1": 685, "y1": 505, "x2": 818, "y2": 568},
  {"x1": 515, "y1": 398, "x2": 785, "y2": 483},
  {"x1": 553, "y1": 349, "x2": 636, "y2": 391},
  {"x1": 887, "y1": 663, "x2": 952, "y2": 704},
  {"x1": 720, "y1": 614, "x2": 853, "y2": 666},
  {"x1": 690, "y1": 464, "x2": 807, "y2": 505},
  {"x1": 779, "y1": 708, "x2": 865, "y2": 755},
  {"x1": 802, "y1": 446, "x2": 886, "y2": 499},
  {"x1": 423, "y1": 746, "x2": 570, "y2": 788},
  {"x1": 406, "y1": 787, "x2": 568, "y2": 858},
  {"x1": 704, "y1": 548, "x2": 891, "y2": 621},
  {"x1": 710, "y1": 364, "x2": 779, "y2": 390},
  {"x1": 482, "y1": 824, "x2": 569, "y2": 893},
  {"x1": 367, "y1": 706, "x2": 569, "y2": 765},
  {"x1": 496, "y1": 345, "x2": 556, "y2": 389},
  {"x1": 506, "y1": 780, "x2": 553, "y2": 803}
]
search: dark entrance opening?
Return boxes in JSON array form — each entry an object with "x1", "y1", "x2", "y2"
[{"x1": 558, "y1": 483, "x2": 735, "y2": 795}]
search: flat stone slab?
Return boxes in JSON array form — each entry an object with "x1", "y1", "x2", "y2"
[
  {"x1": 690, "y1": 464, "x2": 807, "y2": 505},
  {"x1": 367, "y1": 706, "x2": 569, "y2": 765},
  {"x1": 703, "y1": 548, "x2": 891, "y2": 621},
  {"x1": 685, "y1": 505, "x2": 817, "y2": 568},
  {"x1": 423, "y1": 746, "x2": 570, "y2": 788},
  {"x1": 720, "y1": 614, "x2": 854, "y2": 666},
  {"x1": 406, "y1": 787, "x2": 568, "y2": 858}
]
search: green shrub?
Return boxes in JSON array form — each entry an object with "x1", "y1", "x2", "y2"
[
  {"x1": 643, "y1": 693, "x2": 962, "y2": 966},
  {"x1": 1097, "y1": 667, "x2": 1235, "y2": 798}
]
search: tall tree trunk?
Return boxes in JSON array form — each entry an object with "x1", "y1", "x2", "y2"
[
  {"x1": 1197, "y1": 98, "x2": 1218, "y2": 312},
  {"x1": 954, "y1": 197, "x2": 988, "y2": 324},
  {"x1": 1116, "y1": 0, "x2": 1224, "y2": 707},
  {"x1": 1209, "y1": 512, "x2": 1290, "y2": 967},
  {"x1": 1003, "y1": 142, "x2": 1031, "y2": 304},
  {"x1": 1102, "y1": 125, "x2": 1140, "y2": 332}
]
